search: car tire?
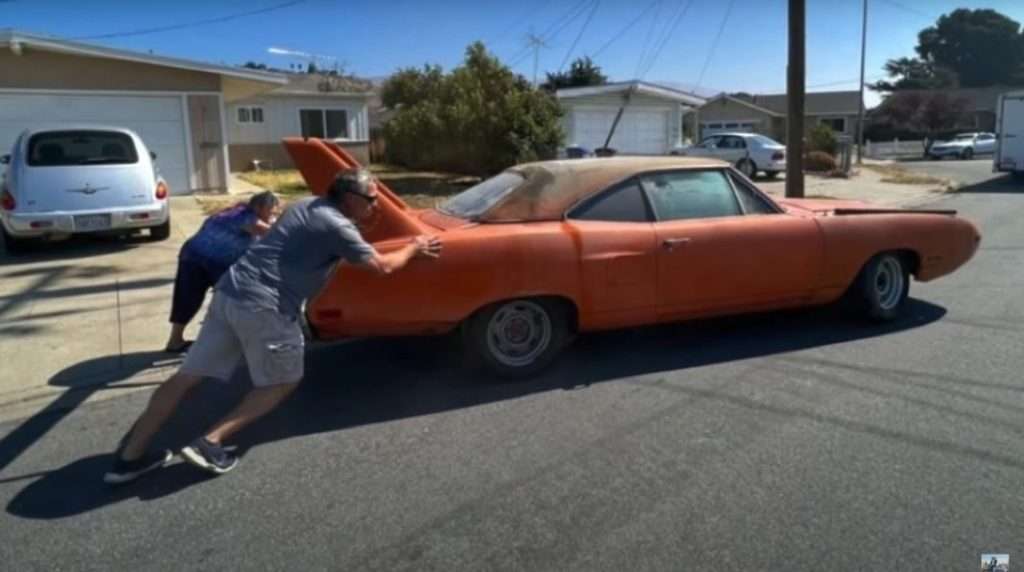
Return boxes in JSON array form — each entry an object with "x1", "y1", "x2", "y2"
[
  {"x1": 961, "y1": 147, "x2": 974, "y2": 160},
  {"x1": 764, "y1": 170, "x2": 780, "y2": 179},
  {"x1": 1, "y1": 225, "x2": 29, "y2": 255},
  {"x1": 848, "y1": 253, "x2": 910, "y2": 322},
  {"x1": 736, "y1": 159, "x2": 756, "y2": 178},
  {"x1": 149, "y1": 218, "x2": 171, "y2": 241},
  {"x1": 464, "y1": 298, "x2": 571, "y2": 379}
]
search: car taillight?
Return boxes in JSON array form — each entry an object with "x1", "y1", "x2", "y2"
[
  {"x1": 155, "y1": 181, "x2": 168, "y2": 200},
  {"x1": 772, "y1": 151, "x2": 785, "y2": 161},
  {"x1": 1, "y1": 190, "x2": 14, "y2": 211}
]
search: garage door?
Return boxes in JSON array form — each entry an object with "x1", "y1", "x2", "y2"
[
  {"x1": 701, "y1": 121, "x2": 758, "y2": 138},
  {"x1": 0, "y1": 93, "x2": 192, "y2": 195},
  {"x1": 573, "y1": 108, "x2": 670, "y2": 154}
]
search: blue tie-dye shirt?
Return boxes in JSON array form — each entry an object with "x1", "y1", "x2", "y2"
[{"x1": 181, "y1": 204, "x2": 257, "y2": 278}]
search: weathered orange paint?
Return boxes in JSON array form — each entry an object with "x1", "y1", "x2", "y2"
[{"x1": 282, "y1": 139, "x2": 981, "y2": 341}]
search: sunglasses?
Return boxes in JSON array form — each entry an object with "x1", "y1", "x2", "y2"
[{"x1": 348, "y1": 189, "x2": 378, "y2": 205}]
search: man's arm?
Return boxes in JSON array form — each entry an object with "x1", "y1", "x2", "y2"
[{"x1": 359, "y1": 235, "x2": 442, "y2": 275}]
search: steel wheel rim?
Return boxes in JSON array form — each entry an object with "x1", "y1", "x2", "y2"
[
  {"x1": 485, "y1": 301, "x2": 552, "y2": 367},
  {"x1": 875, "y1": 257, "x2": 904, "y2": 310}
]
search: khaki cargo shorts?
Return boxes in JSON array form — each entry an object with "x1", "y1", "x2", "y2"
[{"x1": 180, "y1": 294, "x2": 305, "y2": 386}]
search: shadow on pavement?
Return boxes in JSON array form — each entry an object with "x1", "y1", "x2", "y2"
[
  {"x1": 0, "y1": 233, "x2": 155, "y2": 266},
  {"x1": 6, "y1": 298, "x2": 952, "y2": 519},
  {"x1": 955, "y1": 174, "x2": 1022, "y2": 194}
]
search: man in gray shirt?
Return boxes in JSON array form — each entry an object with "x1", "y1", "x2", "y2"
[{"x1": 105, "y1": 168, "x2": 441, "y2": 483}]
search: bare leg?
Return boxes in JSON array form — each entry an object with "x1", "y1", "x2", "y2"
[
  {"x1": 204, "y1": 384, "x2": 298, "y2": 444},
  {"x1": 121, "y1": 372, "x2": 204, "y2": 460},
  {"x1": 166, "y1": 323, "x2": 187, "y2": 350}
]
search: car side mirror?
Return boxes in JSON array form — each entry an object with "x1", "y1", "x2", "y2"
[
  {"x1": 0, "y1": 155, "x2": 9, "y2": 165},
  {"x1": 149, "y1": 151, "x2": 157, "y2": 161}
]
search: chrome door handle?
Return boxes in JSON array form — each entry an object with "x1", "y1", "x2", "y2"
[{"x1": 662, "y1": 237, "x2": 691, "y2": 250}]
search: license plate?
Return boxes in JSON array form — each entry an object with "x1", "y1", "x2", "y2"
[{"x1": 74, "y1": 214, "x2": 111, "y2": 231}]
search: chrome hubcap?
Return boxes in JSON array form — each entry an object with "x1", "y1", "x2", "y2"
[
  {"x1": 486, "y1": 301, "x2": 552, "y2": 367},
  {"x1": 875, "y1": 257, "x2": 905, "y2": 311}
]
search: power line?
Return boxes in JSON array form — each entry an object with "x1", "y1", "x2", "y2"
[
  {"x1": 876, "y1": 0, "x2": 933, "y2": 21},
  {"x1": 636, "y1": 0, "x2": 679, "y2": 78},
  {"x1": 493, "y1": 0, "x2": 554, "y2": 46},
  {"x1": 638, "y1": 0, "x2": 694, "y2": 79},
  {"x1": 73, "y1": 0, "x2": 306, "y2": 40},
  {"x1": 694, "y1": 0, "x2": 736, "y2": 91},
  {"x1": 633, "y1": 0, "x2": 665, "y2": 78},
  {"x1": 557, "y1": 0, "x2": 601, "y2": 73},
  {"x1": 589, "y1": 0, "x2": 662, "y2": 60},
  {"x1": 510, "y1": 0, "x2": 593, "y2": 68}
]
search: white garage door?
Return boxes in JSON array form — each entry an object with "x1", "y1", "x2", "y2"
[
  {"x1": 0, "y1": 93, "x2": 192, "y2": 194},
  {"x1": 701, "y1": 121, "x2": 758, "y2": 138},
  {"x1": 573, "y1": 108, "x2": 670, "y2": 154}
]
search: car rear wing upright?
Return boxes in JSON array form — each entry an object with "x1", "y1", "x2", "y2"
[{"x1": 282, "y1": 137, "x2": 428, "y2": 242}]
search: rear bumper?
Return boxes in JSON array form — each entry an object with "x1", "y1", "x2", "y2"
[
  {"x1": 761, "y1": 159, "x2": 786, "y2": 172},
  {"x1": 1, "y1": 202, "x2": 169, "y2": 238}
]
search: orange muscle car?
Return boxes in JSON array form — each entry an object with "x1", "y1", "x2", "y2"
[{"x1": 285, "y1": 138, "x2": 981, "y2": 377}]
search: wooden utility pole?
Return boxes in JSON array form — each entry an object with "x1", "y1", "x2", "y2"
[
  {"x1": 785, "y1": 0, "x2": 805, "y2": 198},
  {"x1": 856, "y1": 0, "x2": 868, "y2": 164}
]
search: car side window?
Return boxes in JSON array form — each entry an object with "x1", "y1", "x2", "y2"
[
  {"x1": 722, "y1": 136, "x2": 746, "y2": 149},
  {"x1": 700, "y1": 136, "x2": 721, "y2": 148},
  {"x1": 641, "y1": 170, "x2": 742, "y2": 221},
  {"x1": 568, "y1": 180, "x2": 652, "y2": 223},
  {"x1": 727, "y1": 172, "x2": 779, "y2": 215}
]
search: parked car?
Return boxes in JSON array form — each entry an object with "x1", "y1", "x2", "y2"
[
  {"x1": 673, "y1": 132, "x2": 786, "y2": 179},
  {"x1": 285, "y1": 138, "x2": 980, "y2": 378},
  {"x1": 993, "y1": 90, "x2": 1024, "y2": 178},
  {"x1": 926, "y1": 132, "x2": 996, "y2": 160},
  {"x1": 1, "y1": 126, "x2": 171, "y2": 253}
]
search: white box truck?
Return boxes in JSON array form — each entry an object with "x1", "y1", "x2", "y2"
[{"x1": 994, "y1": 90, "x2": 1024, "y2": 178}]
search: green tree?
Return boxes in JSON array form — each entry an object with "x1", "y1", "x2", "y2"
[
  {"x1": 382, "y1": 42, "x2": 564, "y2": 176},
  {"x1": 869, "y1": 57, "x2": 955, "y2": 92},
  {"x1": 916, "y1": 9, "x2": 1024, "y2": 87},
  {"x1": 541, "y1": 57, "x2": 608, "y2": 92},
  {"x1": 873, "y1": 91, "x2": 970, "y2": 149},
  {"x1": 807, "y1": 124, "x2": 838, "y2": 156}
]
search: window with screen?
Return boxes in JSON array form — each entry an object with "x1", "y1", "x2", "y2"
[
  {"x1": 642, "y1": 170, "x2": 742, "y2": 221},
  {"x1": 820, "y1": 118, "x2": 846, "y2": 132},
  {"x1": 300, "y1": 109, "x2": 349, "y2": 139},
  {"x1": 237, "y1": 108, "x2": 251, "y2": 123},
  {"x1": 568, "y1": 181, "x2": 652, "y2": 223},
  {"x1": 727, "y1": 172, "x2": 779, "y2": 215}
]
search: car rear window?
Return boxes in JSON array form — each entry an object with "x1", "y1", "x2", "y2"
[
  {"x1": 438, "y1": 171, "x2": 526, "y2": 220},
  {"x1": 27, "y1": 131, "x2": 139, "y2": 167}
]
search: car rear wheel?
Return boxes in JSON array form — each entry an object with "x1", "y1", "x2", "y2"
[
  {"x1": 849, "y1": 253, "x2": 910, "y2": 322},
  {"x1": 1, "y1": 225, "x2": 29, "y2": 255},
  {"x1": 961, "y1": 147, "x2": 974, "y2": 160},
  {"x1": 149, "y1": 218, "x2": 171, "y2": 241},
  {"x1": 465, "y1": 298, "x2": 570, "y2": 379},
  {"x1": 736, "y1": 159, "x2": 756, "y2": 178}
]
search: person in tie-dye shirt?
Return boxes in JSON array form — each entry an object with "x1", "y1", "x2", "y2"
[{"x1": 165, "y1": 191, "x2": 279, "y2": 352}]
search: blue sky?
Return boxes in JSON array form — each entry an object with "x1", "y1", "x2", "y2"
[{"x1": 6, "y1": 0, "x2": 1024, "y2": 107}]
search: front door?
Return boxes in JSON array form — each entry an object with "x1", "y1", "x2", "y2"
[
  {"x1": 187, "y1": 95, "x2": 226, "y2": 192},
  {"x1": 641, "y1": 169, "x2": 823, "y2": 320}
]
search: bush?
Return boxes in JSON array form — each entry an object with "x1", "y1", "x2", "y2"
[
  {"x1": 807, "y1": 124, "x2": 838, "y2": 156},
  {"x1": 382, "y1": 42, "x2": 564, "y2": 176},
  {"x1": 804, "y1": 151, "x2": 838, "y2": 172}
]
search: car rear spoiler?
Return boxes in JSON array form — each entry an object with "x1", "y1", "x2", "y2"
[
  {"x1": 831, "y1": 208, "x2": 958, "y2": 216},
  {"x1": 282, "y1": 137, "x2": 428, "y2": 242}
]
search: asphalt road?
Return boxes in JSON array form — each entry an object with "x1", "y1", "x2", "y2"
[
  {"x1": 1, "y1": 174, "x2": 1023, "y2": 571},
  {"x1": 899, "y1": 157, "x2": 1000, "y2": 187}
]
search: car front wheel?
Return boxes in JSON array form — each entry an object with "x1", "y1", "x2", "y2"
[
  {"x1": 961, "y1": 147, "x2": 974, "y2": 160},
  {"x1": 465, "y1": 298, "x2": 571, "y2": 379},
  {"x1": 849, "y1": 253, "x2": 910, "y2": 322}
]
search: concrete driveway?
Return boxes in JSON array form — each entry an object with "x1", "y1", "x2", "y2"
[{"x1": 0, "y1": 197, "x2": 206, "y2": 421}]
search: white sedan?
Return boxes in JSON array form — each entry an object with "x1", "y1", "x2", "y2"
[
  {"x1": 1, "y1": 126, "x2": 171, "y2": 253},
  {"x1": 674, "y1": 132, "x2": 786, "y2": 179},
  {"x1": 927, "y1": 132, "x2": 996, "y2": 160}
]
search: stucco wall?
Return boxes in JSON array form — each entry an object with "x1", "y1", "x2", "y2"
[
  {"x1": 0, "y1": 48, "x2": 221, "y2": 91},
  {"x1": 227, "y1": 95, "x2": 370, "y2": 145}
]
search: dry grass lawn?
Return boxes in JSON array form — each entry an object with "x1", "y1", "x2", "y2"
[{"x1": 861, "y1": 164, "x2": 949, "y2": 186}]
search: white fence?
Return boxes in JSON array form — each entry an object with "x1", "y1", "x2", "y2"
[{"x1": 864, "y1": 139, "x2": 926, "y2": 159}]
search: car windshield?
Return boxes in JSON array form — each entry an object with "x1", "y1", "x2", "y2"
[
  {"x1": 27, "y1": 130, "x2": 139, "y2": 167},
  {"x1": 438, "y1": 171, "x2": 526, "y2": 220},
  {"x1": 748, "y1": 135, "x2": 782, "y2": 147}
]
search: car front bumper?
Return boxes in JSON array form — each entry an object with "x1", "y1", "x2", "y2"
[{"x1": 1, "y1": 202, "x2": 169, "y2": 238}]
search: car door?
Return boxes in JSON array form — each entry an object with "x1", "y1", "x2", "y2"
[
  {"x1": 716, "y1": 135, "x2": 748, "y2": 164},
  {"x1": 686, "y1": 136, "x2": 722, "y2": 159},
  {"x1": 645, "y1": 169, "x2": 825, "y2": 321},
  {"x1": 976, "y1": 133, "x2": 996, "y2": 154},
  {"x1": 564, "y1": 178, "x2": 659, "y2": 329}
]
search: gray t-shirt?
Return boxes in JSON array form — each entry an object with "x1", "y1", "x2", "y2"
[{"x1": 216, "y1": 196, "x2": 374, "y2": 317}]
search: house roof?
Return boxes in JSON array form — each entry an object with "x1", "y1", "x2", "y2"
[
  {"x1": 269, "y1": 73, "x2": 375, "y2": 98},
  {"x1": 737, "y1": 90, "x2": 864, "y2": 115},
  {"x1": 556, "y1": 80, "x2": 707, "y2": 107},
  {"x1": 701, "y1": 94, "x2": 783, "y2": 117},
  {"x1": 0, "y1": 29, "x2": 288, "y2": 86}
]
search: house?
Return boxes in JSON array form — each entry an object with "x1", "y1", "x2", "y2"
[
  {"x1": 556, "y1": 81, "x2": 706, "y2": 154},
  {"x1": 226, "y1": 73, "x2": 374, "y2": 171},
  {"x1": 697, "y1": 90, "x2": 863, "y2": 142},
  {"x1": 0, "y1": 29, "x2": 289, "y2": 194}
]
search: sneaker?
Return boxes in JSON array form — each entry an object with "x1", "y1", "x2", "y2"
[
  {"x1": 104, "y1": 449, "x2": 173, "y2": 485},
  {"x1": 180, "y1": 437, "x2": 238, "y2": 474}
]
